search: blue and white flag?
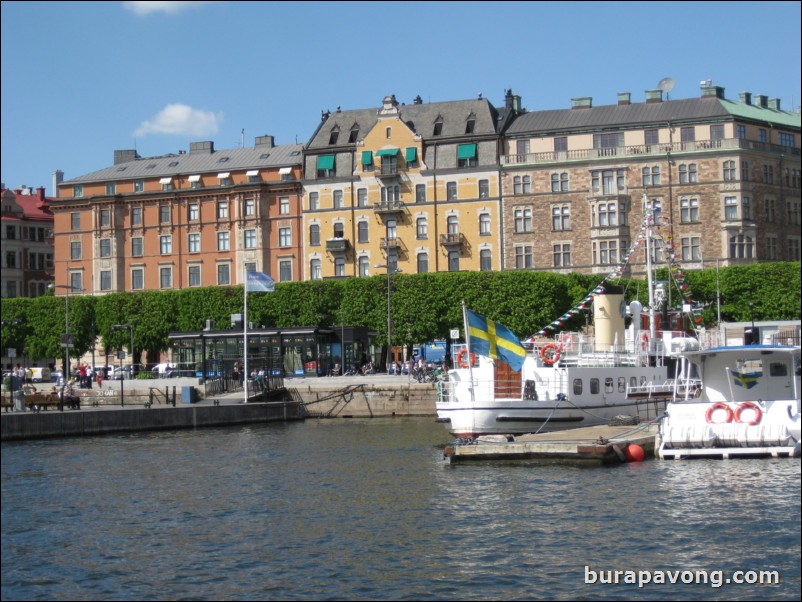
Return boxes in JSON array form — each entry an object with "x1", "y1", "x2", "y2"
[
  {"x1": 246, "y1": 271, "x2": 275, "y2": 293},
  {"x1": 466, "y1": 308, "x2": 527, "y2": 372}
]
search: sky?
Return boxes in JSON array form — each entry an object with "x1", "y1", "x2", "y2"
[{"x1": 2, "y1": 1, "x2": 800, "y2": 194}]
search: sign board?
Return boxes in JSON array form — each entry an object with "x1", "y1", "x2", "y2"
[
  {"x1": 117, "y1": 351, "x2": 126, "y2": 360},
  {"x1": 60, "y1": 334, "x2": 74, "y2": 349},
  {"x1": 450, "y1": 329, "x2": 460, "y2": 340},
  {"x1": 7, "y1": 348, "x2": 15, "y2": 358}
]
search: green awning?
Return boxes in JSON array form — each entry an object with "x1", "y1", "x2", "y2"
[
  {"x1": 405, "y1": 147, "x2": 417, "y2": 162},
  {"x1": 376, "y1": 148, "x2": 399, "y2": 157},
  {"x1": 457, "y1": 143, "x2": 477, "y2": 159},
  {"x1": 361, "y1": 151, "x2": 373, "y2": 166},
  {"x1": 317, "y1": 155, "x2": 335, "y2": 170}
]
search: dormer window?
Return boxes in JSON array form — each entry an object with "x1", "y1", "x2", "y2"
[
  {"x1": 329, "y1": 127, "x2": 340, "y2": 145},
  {"x1": 465, "y1": 114, "x2": 476, "y2": 134},
  {"x1": 433, "y1": 116, "x2": 443, "y2": 136},
  {"x1": 348, "y1": 124, "x2": 360, "y2": 143}
]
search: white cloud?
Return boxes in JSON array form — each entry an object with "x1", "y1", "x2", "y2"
[
  {"x1": 134, "y1": 104, "x2": 223, "y2": 137},
  {"x1": 123, "y1": 1, "x2": 223, "y2": 16}
]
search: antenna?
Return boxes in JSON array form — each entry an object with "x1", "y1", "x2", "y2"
[{"x1": 658, "y1": 77, "x2": 675, "y2": 100}]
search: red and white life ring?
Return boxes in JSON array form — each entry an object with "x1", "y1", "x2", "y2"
[
  {"x1": 540, "y1": 343, "x2": 561, "y2": 366},
  {"x1": 734, "y1": 401, "x2": 762, "y2": 425},
  {"x1": 705, "y1": 402, "x2": 733, "y2": 424},
  {"x1": 457, "y1": 348, "x2": 476, "y2": 368}
]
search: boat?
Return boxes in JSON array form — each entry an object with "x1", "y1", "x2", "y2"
[{"x1": 656, "y1": 343, "x2": 801, "y2": 459}]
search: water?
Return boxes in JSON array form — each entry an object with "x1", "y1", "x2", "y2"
[{"x1": 2, "y1": 417, "x2": 799, "y2": 601}]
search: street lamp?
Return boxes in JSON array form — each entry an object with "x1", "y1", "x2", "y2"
[
  {"x1": 50, "y1": 284, "x2": 83, "y2": 396},
  {"x1": 111, "y1": 324, "x2": 134, "y2": 378},
  {"x1": 2, "y1": 319, "x2": 22, "y2": 410},
  {"x1": 375, "y1": 263, "x2": 402, "y2": 372}
]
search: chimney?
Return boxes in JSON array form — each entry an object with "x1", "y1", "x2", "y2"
[
  {"x1": 702, "y1": 85, "x2": 725, "y2": 99},
  {"x1": 53, "y1": 170, "x2": 64, "y2": 198},
  {"x1": 37, "y1": 187, "x2": 45, "y2": 201},
  {"x1": 571, "y1": 97, "x2": 592, "y2": 109},
  {"x1": 189, "y1": 141, "x2": 215, "y2": 154},
  {"x1": 739, "y1": 92, "x2": 752, "y2": 105},
  {"x1": 617, "y1": 92, "x2": 631, "y2": 106},
  {"x1": 255, "y1": 135, "x2": 275, "y2": 148},
  {"x1": 755, "y1": 95, "x2": 769, "y2": 108},
  {"x1": 645, "y1": 89, "x2": 663, "y2": 103},
  {"x1": 413, "y1": 95, "x2": 423, "y2": 105},
  {"x1": 768, "y1": 98, "x2": 781, "y2": 111},
  {"x1": 114, "y1": 149, "x2": 140, "y2": 165}
]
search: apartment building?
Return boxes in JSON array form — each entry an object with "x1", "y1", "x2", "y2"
[
  {"x1": 52, "y1": 136, "x2": 303, "y2": 294},
  {"x1": 302, "y1": 93, "x2": 516, "y2": 279},
  {"x1": 501, "y1": 85, "x2": 801, "y2": 276},
  {"x1": 0, "y1": 186, "x2": 55, "y2": 298}
]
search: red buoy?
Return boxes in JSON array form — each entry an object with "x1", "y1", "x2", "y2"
[{"x1": 625, "y1": 444, "x2": 645, "y2": 462}]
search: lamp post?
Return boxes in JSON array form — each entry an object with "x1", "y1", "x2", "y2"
[
  {"x1": 2, "y1": 319, "x2": 22, "y2": 410},
  {"x1": 50, "y1": 284, "x2": 83, "y2": 395},
  {"x1": 375, "y1": 263, "x2": 402, "y2": 372},
  {"x1": 111, "y1": 324, "x2": 134, "y2": 378}
]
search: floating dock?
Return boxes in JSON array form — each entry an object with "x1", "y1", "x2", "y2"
[{"x1": 443, "y1": 424, "x2": 658, "y2": 465}]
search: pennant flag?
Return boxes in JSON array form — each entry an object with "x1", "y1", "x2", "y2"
[
  {"x1": 466, "y1": 308, "x2": 527, "y2": 372},
  {"x1": 246, "y1": 271, "x2": 275, "y2": 293}
]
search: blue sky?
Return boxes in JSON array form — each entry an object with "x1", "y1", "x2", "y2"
[{"x1": 2, "y1": 1, "x2": 800, "y2": 194}]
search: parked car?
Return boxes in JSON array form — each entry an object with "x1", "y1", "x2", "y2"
[
  {"x1": 151, "y1": 362, "x2": 175, "y2": 378},
  {"x1": 109, "y1": 366, "x2": 132, "y2": 380}
]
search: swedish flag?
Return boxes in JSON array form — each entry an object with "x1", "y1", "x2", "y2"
[
  {"x1": 466, "y1": 308, "x2": 527, "y2": 372},
  {"x1": 730, "y1": 369, "x2": 761, "y2": 389}
]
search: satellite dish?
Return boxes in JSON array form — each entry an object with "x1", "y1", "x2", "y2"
[{"x1": 658, "y1": 77, "x2": 675, "y2": 99}]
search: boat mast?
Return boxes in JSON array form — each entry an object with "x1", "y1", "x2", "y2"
[
  {"x1": 461, "y1": 301, "x2": 476, "y2": 403},
  {"x1": 643, "y1": 193, "x2": 656, "y2": 348}
]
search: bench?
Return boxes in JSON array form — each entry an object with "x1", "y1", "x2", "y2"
[
  {"x1": 26, "y1": 392, "x2": 67, "y2": 412},
  {"x1": 1, "y1": 395, "x2": 11, "y2": 412}
]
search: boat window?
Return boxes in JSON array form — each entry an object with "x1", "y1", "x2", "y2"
[
  {"x1": 605, "y1": 378, "x2": 614, "y2": 393},
  {"x1": 639, "y1": 376, "x2": 647, "y2": 386},
  {"x1": 573, "y1": 378, "x2": 583, "y2": 395},
  {"x1": 630, "y1": 377, "x2": 638, "y2": 389},
  {"x1": 769, "y1": 363, "x2": 787, "y2": 377},
  {"x1": 618, "y1": 377, "x2": 627, "y2": 393},
  {"x1": 590, "y1": 378, "x2": 600, "y2": 394}
]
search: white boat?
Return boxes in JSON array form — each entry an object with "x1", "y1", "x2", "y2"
[{"x1": 656, "y1": 343, "x2": 801, "y2": 459}]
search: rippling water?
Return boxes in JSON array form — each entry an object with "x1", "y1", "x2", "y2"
[{"x1": 2, "y1": 417, "x2": 800, "y2": 601}]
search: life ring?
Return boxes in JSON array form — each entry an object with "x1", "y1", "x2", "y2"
[
  {"x1": 705, "y1": 402, "x2": 733, "y2": 424},
  {"x1": 540, "y1": 343, "x2": 561, "y2": 365},
  {"x1": 641, "y1": 333, "x2": 649, "y2": 351},
  {"x1": 735, "y1": 401, "x2": 762, "y2": 425},
  {"x1": 457, "y1": 349, "x2": 476, "y2": 368}
]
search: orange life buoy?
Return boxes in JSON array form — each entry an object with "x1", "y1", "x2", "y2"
[
  {"x1": 705, "y1": 402, "x2": 733, "y2": 424},
  {"x1": 734, "y1": 401, "x2": 762, "y2": 425},
  {"x1": 540, "y1": 343, "x2": 561, "y2": 365},
  {"x1": 641, "y1": 333, "x2": 649, "y2": 351},
  {"x1": 457, "y1": 348, "x2": 476, "y2": 368}
]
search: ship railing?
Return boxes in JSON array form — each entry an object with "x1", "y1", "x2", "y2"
[{"x1": 626, "y1": 378, "x2": 702, "y2": 400}]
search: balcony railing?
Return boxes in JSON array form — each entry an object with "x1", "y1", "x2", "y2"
[
  {"x1": 374, "y1": 200, "x2": 405, "y2": 215},
  {"x1": 439, "y1": 232, "x2": 464, "y2": 247},
  {"x1": 325, "y1": 238, "x2": 349, "y2": 252},
  {"x1": 380, "y1": 237, "x2": 401, "y2": 251}
]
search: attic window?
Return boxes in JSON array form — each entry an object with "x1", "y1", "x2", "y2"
[
  {"x1": 260, "y1": 153, "x2": 271, "y2": 159},
  {"x1": 290, "y1": 150, "x2": 301, "y2": 156},
  {"x1": 169, "y1": 161, "x2": 179, "y2": 167},
  {"x1": 465, "y1": 115, "x2": 476, "y2": 134},
  {"x1": 218, "y1": 156, "x2": 230, "y2": 163},
  {"x1": 116, "y1": 166, "x2": 127, "y2": 172},
  {"x1": 146, "y1": 164, "x2": 156, "y2": 169},
  {"x1": 329, "y1": 127, "x2": 340, "y2": 145},
  {"x1": 433, "y1": 117, "x2": 443, "y2": 136},
  {"x1": 348, "y1": 124, "x2": 360, "y2": 143}
]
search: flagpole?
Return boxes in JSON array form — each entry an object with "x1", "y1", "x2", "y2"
[
  {"x1": 461, "y1": 301, "x2": 475, "y2": 403},
  {"x1": 243, "y1": 266, "x2": 248, "y2": 404}
]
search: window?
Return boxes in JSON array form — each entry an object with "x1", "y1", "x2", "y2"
[
  {"x1": 788, "y1": 200, "x2": 801, "y2": 225},
  {"x1": 723, "y1": 160, "x2": 736, "y2": 181},
  {"x1": 247, "y1": 170, "x2": 259, "y2": 183},
  {"x1": 218, "y1": 174, "x2": 232, "y2": 187},
  {"x1": 357, "y1": 221, "x2": 369, "y2": 243},
  {"x1": 678, "y1": 163, "x2": 697, "y2": 184},
  {"x1": 160, "y1": 235, "x2": 172, "y2": 254},
  {"x1": 678, "y1": 197, "x2": 698, "y2": 223},
  {"x1": 100, "y1": 270, "x2": 112, "y2": 291},
  {"x1": 159, "y1": 205, "x2": 170, "y2": 223},
  {"x1": 552, "y1": 206, "x2": 570, "y2": 231},
  {"x1": 513, "y1": 176, "x2": 531, "y2": 195},
  {"x1": 779, "y1": 132, "x2": 795, "y2": 147},
  {"x1": 188, "y1": 233, "x2": 200, "y2": 253},
  {"x1": 515, "y1": 245, "x2": 533, "y2": 269},
  {"x1": 132, "y1": 237, "x2": 143, "y2": 257},
  {"x1": 551, "y1": 172, "x2": 569, "y2": 192},
  {"x1": 446, "y1": 182, "x2": 457, "y2": 200},
  {"x1": 358, "y1": 256, "x2": 370, "y2": 277},
  {"x1": 737, "y1": 125, "x2": 746, "y2": 139},
  {"x1": 99, "y1": 239, "x2": 112, "y2": 257},
  {"x1": 309, "y1": 192, "x2": 319, "y2": 211},
  {"x1": 190, "y1": 175, "x2": 203, "y2": 189},
  {"x1": 448, "y1": 249, "x2": 460, "y2": 272},
  {"x1": 309, "y1": 224, "x2": 320, "y2": 246},
  {"x1": 765, "y1": 236, "x2": 778, "y2": 260},
  {"x1": 553, "y1": 243, "x2": 571, "y2": 268},
  {"x1": 573, "y1": 379, "x2": 583, "y2": 396},
  {"x1": 217, "y1": 264, "x2": 230, "y2": 285},
  {"x1": 788, "y1": 238, "x2": 801, "y2": 261},
  {"x1": 161, "y1": 178, "x2": 173, "y2": 191},
  {"x1": 71, "y1": 213, "x2": 80, "y2": 230},
  {"x1": 446, "y1": 216, "x2": 458, "y2": 236},
  {"x1": 763, "y1": 165, "x2": 774, "y2": 184},
  {"x1": 328, "y1": 127, "x2": 339, "y2": 145},
  {"x1": 134, "y1": 180, "x2": 144, "y2": 193},
  {"x1": 554, "y1": 137, "x2": 567, "y2": 153},
  {"x1": 593, "y1": 132, "x2": 624, "y2": 154},
  {"x1": 644, "y1": 129, "x2": 659, "y2": 147},
  {"x1": 188, "y1": 265, "x2": 201, "y2": 287},
  {"x1": 416, "y1": 184, "x2": 426, "y2": 203},
  {"x1": 310, "y1": 259, "x2": 322, "y2": 280},
  {"x1": 316, "y1": 155, "x2": 335, "y2": 178},
  {"x1": 357, "y1": 188, "x2": 368, "y2": 207},
  {"x1": 70, "y1": 241, "x2": 81, "y2": 260},
  {"x1": 417, "y1": 252, "x2": 429, "y2": 273},
  {"x1": 710, "y1": 124, "x2": 724, "y2": 141},
  {"x1": 188, "y1": 204, "x2": 199, "y2": 221},
  {"x1": 279, "y1": 227, "x2": 291, "y2": 247},
  {"x1": 593, "y1": 240, "x2": 624, "y2": 265},
  {"x1": 131, "y1": 207, "x2": 142, "y2": 226},
  {"x1": 70, "y1": 272, "x2": 83, "y2": 293},
  {"x1": 334, "y1": 257, "x2": 345, "y2": 277},
  {"x1": 457, "y1": 143, "x2": 477, "y2": 168},
  {"x1": 333, "y1": 190, "x2": 343, "y2": 209},
  {"x1": 729, "y1": 234, "x2": 754, "y2": 258},
  {"x1": 349, "y1": 124, "x2": 360, "y2": 143},
  {"x1": 381, "y1": 185, "x2": 400, "y2": 205},
  {"x1": 642, "y1": 166, "x2": 660, "y2": 187},
  {"x1": 73, "y1": 185, "x2": 83, "y2": 197},
  {"x1": 765, "y1": 198, "x2": 776, "y2": 222},
  {"x1": 724, "y1": 197, "x2": 738, "y2": 220},
  {"x1": 217, "y1": 202, "x2": 229, "y2": 219},
  {"x1": 242, "y1": 198, "x2": 256, "y2": 217},
  {"x1": 6, "y1": 251, "x2": 16, "y2": 268},
  {"x1": 681, "y1": 236, "x2": 700, "y2": 261},
  {"x1": 593, "y1": 202, "x2": 620, "y2": 227},
  {"x1": 514, "y1": 207, "x2": 532, "y2": 233},
  {"x1": 333, "y1": 223, "x2": 345, "y2": 238},
  {"x1": 681, "y1": 127, "x2": 695, "y2": 143},
  {"x1": 479, "y1": 213, "x2": 491, "y2": 236},
  {"x1": 417, "y1": 217, "x2": 428, "y2": 239},
  {"x1": 742, "y1": 197, "x2": 751, "y2": 221},
  {"x1": 244, "y1": 229, "x2": 257, "y2": 249},
  {"x1": 160, "y1": 267, "x2": 172, "y2": 289},
  {"x1": 433, "y1": 117, "x2": 443, "y2": 136},
  {"x1": 591, "y1": 169, "x2": 626, "y2": 194},
  {"x1": 478, "y1": 179, "x2": 489, "y2": 198},
  {"x1": 132, "y1": 268, "x2": 144, "y2": 290},
  {"x1": 105, "y1": 181, "x2": 117, "y2": 196},
  {"x1": 759, "y1": 129, "x2": 767, "y2": 143},
  {"x1": 480, "y1": 249, "x2": 491, "y2": 271}
]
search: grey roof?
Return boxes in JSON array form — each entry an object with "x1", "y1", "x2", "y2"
[
  {"x1": 506, "y1": 97, "x2": 800, "y2": 136},
  {"x1": 65, "y1": 143, "x2": 305, "y2": 184},
  {"x1": 306, "y1": 97, "x2": 500, "y2": 150}
]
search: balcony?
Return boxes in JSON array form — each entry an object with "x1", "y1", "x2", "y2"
[
  {"x1": 374, "y1": 200, "x2": 405, "y2": 216},
  {"x1": 326, "y1": 238, "x2": 349, "y2": 253},
  {"x1": 375, "y1": 164, "x2": 400, "y2": 179},
  {"x1": 380, "y1": 237, "x2": 401, "y2": 251},
  {"x1": 439, "y1": 232, "x2": 464, "y2": 248}
]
